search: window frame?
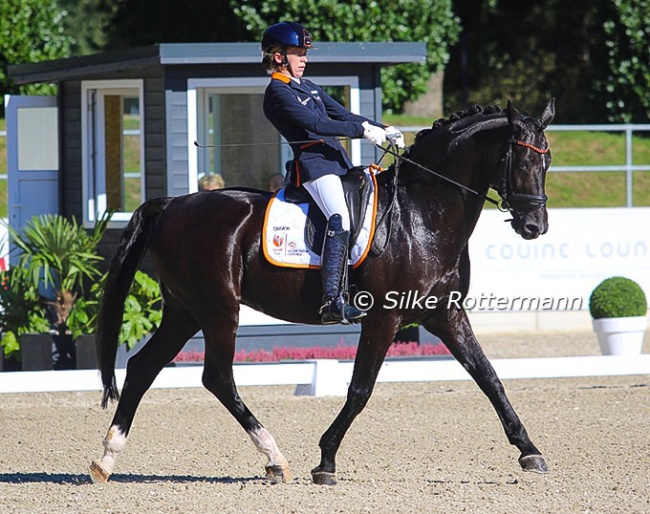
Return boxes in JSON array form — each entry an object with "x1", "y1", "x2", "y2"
[
  {"x1": 81, "y1": 79, "x2": 145, "y2": 228},
  {"x1": 187, "y1": 76, "x2": 361, "y2": 193}
]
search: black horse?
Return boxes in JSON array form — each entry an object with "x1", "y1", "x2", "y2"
[{"x1": 89, "y1": 100, "x2": 555, "y2": 485}]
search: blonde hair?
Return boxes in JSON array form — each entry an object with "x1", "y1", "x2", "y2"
[{"x1": 198, "y1": 173, "x2": 225, "y2": 191}]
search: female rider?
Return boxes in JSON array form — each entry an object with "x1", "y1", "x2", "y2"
[{"x1": 261, "y1": 21, "x2": 404, "y2": 325}]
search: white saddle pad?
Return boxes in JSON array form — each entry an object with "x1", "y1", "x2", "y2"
[{"x1": 262, "y1": 170, "x2": 378, "y2": 269}]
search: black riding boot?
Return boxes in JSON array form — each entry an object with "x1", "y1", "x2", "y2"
[{"x1": 319, "y1": 214, "x2": 366, "y2": 325}]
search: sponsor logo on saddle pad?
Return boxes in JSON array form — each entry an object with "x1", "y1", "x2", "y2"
[{"x1": 262, "y1": 170, "x2": 379, "y2": 269}]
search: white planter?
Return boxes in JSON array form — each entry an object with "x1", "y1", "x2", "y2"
[{"x1": 592, "y1": 316, "x2": 647, "y2": 356}]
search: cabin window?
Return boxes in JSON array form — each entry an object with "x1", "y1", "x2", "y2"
[
  {"x1": 188, "y1": 77, "x2": 360, "y2": 192},
  {"x1": 81, "y1": 80, "x2": 144, "y2": 225}
]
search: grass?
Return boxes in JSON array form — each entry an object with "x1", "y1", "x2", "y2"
[
  {"x1": 384, "y1": 115, "x2": 650, "y2": 208},
  {"x1": 1, "y1": 116, "x2": 649, "y2": 216}
]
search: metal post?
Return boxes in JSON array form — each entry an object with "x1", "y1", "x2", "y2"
[{"x1": 626, "y1": 126, "x2": 633, "y2": 207}]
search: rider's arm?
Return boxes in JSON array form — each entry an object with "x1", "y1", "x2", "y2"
[{"x1": 265, "y1": 81, "x2": 373, "y2": 138}]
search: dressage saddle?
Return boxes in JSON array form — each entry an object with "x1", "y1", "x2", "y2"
[{"x1": 283, "y1": 167, "x2": 372, "y2": 256}]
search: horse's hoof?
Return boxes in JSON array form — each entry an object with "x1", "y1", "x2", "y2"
[
  {"x1": 519, "y1": 454, "x2": 549, "y2": 474},
  {"x1": 311, "y1": 470, "x2": 337, "y2": 485},
  {"x1": 265, "y1": 465, "x2": 292, "y2": 484},
  {"x1": 89, "y1": 460, "x2": 110, "y2": 483}
]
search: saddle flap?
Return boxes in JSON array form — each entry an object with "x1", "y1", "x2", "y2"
[{"x1": 262, "y1": 168, "x2": 378, "y2": 270}]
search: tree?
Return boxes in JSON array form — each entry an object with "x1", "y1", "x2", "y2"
[
  {"x1": 596, "y1": 0, "x2": 650, "y2": 122},
  {"x1": 233, "y1": 0, "x2": 461, "y2": 113},
  {"x1": 57, "y1": 0, "x2": 110, "y2": 56},
  {"x1": 98, "y1": 0, "x2": 248, "y2": 50},
  {"x1": 0, "y1": 0, "x2": 73, "y2": 115},
  {"x1": 444, "y1": 0, "x2": 649, "y2": 123}
]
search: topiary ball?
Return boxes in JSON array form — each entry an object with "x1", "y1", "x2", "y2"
[{"x1": 589, "y1": 276, "x2": 647, "y2": 319}]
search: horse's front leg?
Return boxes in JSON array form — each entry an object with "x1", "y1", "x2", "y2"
[
  {"x1": 311, "y1": 317, "x2": 398, "y2": 485},
  {"x1": 424, "y1": 308, "x2": 548, "y2": 473}
]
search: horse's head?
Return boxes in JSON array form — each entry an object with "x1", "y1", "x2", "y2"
[{"x1": 497, "y1": 98, "x2": 555, "y2": 240}]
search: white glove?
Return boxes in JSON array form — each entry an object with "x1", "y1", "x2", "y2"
[
  {"x1": 385, "y1": 125, "x2": 405, "y2": 149},
  {"x1": 362, "y1": 121, "x2": 386, "y2": 146}
]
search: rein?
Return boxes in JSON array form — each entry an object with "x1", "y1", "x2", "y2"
[
  {"x1": 379, "y1": 136, "x2": 550, "y2": 214},
  {"x1": 377, "y1": 144, "x2": 504, "y2": 210}
]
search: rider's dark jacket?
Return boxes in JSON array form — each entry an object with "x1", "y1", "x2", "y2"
[{"x1": 263, "y1": 72, "x2": 384, "y2": 186}]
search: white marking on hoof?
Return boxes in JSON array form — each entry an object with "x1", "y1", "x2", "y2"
[
  {"x1": 89, "y1": 460, "x2": 110, "y2": 483},
  {"x1": 92, "y1": 425, "x2": 128, "y2": 479},
  {"x1": 248, "y1": 427, "x2": 291, "y2": 483}
]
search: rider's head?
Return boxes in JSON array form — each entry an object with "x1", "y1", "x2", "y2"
[{"x1": 261, "y1": 21, "x2": 313, "y2": 78}]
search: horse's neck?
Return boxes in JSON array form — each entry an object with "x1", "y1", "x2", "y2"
[{"x1": 393, "y1": 118, "x2": 510, "y2": 234}]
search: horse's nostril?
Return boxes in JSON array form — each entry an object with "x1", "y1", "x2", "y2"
[{"x1": 524, "y1": 224, "x2": 541, "y2": 238}]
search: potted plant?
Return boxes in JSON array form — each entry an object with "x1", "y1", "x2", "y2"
[
  {"x1": 589, "y1": 276, "x2": 648, "y2": 356},
  {"x1": 0, "y1": 267, "x2": 51, "y2": 370},
  {"x1": 6, "y1": 213, "x2": 109, "y2": 369}
]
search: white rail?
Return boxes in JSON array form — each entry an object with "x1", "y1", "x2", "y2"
[
  {"x1": 399, "y1": 124, "x2": 650, "y2": 207},
  {"x1": 1, "y1": 355, "x2": 649, "y2": 396}
]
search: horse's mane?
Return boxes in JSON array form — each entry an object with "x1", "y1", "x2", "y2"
[{"x1": 412, "y1": 104, "x2": 505, "y2": 147}]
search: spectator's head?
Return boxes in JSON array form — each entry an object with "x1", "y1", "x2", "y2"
[
  {"x1": 267, "y1": 173, "x2": 285, "y2": 192},
  {"x1": 199, "y1": 173, "x2": 225, "y2": 191}
]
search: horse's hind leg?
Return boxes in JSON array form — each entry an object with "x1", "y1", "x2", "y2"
[
  {"x1": 89, "y1": 300, "x2": 199, "y2": 483},
  {"x1": 200, "y1": 315, "x2": 291, "y2": 483},
  {"x1": 424, "y1": 309, "x2": 548, "y2": 473}
]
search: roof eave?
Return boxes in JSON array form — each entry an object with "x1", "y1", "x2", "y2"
[{"x1": 9, "y1": 42, "x2": 427, "y2": 85}]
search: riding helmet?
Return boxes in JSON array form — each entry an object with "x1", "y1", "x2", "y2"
[{"x1": 261, "y1": 21, "x2": 313, "y2": 53}]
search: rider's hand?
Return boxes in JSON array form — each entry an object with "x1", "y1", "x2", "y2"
[
  {"x1": 385, "y1": 126, "x2": 405, "y2": 149},
  {"x1": 362, "y1": 121, "x2": 387, "y2": 146}
]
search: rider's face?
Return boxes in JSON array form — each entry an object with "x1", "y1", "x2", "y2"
[{"x1": 275, "y1": 47, "x2": 308, "y2": 78}]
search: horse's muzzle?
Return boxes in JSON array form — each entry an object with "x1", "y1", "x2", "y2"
[{"x1": 511, "y1": 206, "x2": 548, "y2": 240}]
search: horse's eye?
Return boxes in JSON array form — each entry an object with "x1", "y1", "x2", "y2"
[{"x1": 519, "y1": 160, "x2": 530, "y2": 171}]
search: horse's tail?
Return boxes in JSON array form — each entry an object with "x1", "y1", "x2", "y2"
[{"x1": 97, "y1": 197, "x2": 173, "y2": 409}]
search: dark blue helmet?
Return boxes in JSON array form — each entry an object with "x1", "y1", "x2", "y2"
[{"x1": 261, "y1": 22, "x2": 313, "y2": 53}]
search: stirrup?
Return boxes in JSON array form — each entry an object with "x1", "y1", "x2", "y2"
[{"x1": 319, "y1": 296, "x2": 366, "y2": 325}]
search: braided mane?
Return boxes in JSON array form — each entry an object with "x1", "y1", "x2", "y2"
[{"x1": 413, "y1": 104, "x2": 504, "y2": 146}]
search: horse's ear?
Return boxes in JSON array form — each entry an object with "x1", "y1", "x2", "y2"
[
  {"x1": 539, "y1": 98, "x2": 556, "y2": 130},
  {"x1": 506, "y1": 101, "x2": 523, "y2": 129}
]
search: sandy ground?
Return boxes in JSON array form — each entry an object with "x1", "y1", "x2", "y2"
[{"x1": 0, "y1": 330, "x2": 649, "y2": 514}]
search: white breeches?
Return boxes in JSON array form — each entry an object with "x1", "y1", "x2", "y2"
[{"x1": 303, "y1": 174, "x2": 350, "y2": 231}]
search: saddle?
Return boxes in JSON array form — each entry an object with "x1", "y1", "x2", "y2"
[{"x1": 283, "y1": 167, "x2": 372, "y2": 255}]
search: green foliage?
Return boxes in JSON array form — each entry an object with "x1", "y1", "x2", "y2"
[
  {"x1": 8, "y1": 214, "x2": 108, "y2": 296},
  {"x1": 0, "y1": 268, "x2": 50, "y2": 358},
  {"x1": 57, "y1": 0, "x2": 109, "y2": 55},
  {"x1": 444, "y1": 0, "x2": 650, "y2": 123},
  {"x1": 98, "y1": 0, "x2": 246, "y2": 50},
  {"x1": 597, "y1": 0, "x2": 650, "y2": 122},
  {"x1": 589, "y1": 276, "x2": 648, "y2": 319},
  {"x1": 0, "y1": 0, "x2": 73, "y2": 112},
  {"x1": 120, "y1": 271, "x2": 162, "y2": 349},
  {"x1": 231, "y1": 0, "x2": 460, "y2": 113},
  {"x1": 6, "y1": 213, "x2": 109, "y2": 334},
  {"x1": 67, "y1": 270, "x2": 162, "y2": 349}
]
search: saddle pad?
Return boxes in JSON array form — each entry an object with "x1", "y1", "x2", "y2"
[{"x1": 262, "y1": 170, "x2": 378, "y2": 269}]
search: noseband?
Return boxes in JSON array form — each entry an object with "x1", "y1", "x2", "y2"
[{"x1": 496, "y1": 139, "x2": 549, "y2": 214}]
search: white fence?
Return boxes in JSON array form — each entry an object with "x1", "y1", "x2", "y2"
[
  {"x1": 399, "y1": 123, "x2": 650, "y2": 207},
  {"x1": 2, "y1": 354, "x2": 650, "y2": 396}
]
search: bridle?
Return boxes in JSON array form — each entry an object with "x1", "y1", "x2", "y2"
[
  {"x1": 377, "y1": 135, "x2": 550, "y2": 214},
  {"x1": 495, "y1": 139, "x2": 550, "y2": 214}
]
